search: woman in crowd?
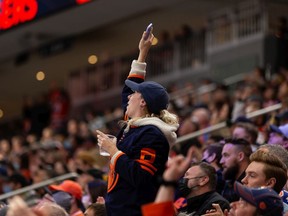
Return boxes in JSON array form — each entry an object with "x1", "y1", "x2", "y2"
[{"x1": 96, "y1": 26, "x2": 179, "y2": 215}]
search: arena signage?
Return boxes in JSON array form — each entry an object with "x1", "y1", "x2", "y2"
[{"x1": 0, "y1": 0, "x2": 91, "y2": 31}]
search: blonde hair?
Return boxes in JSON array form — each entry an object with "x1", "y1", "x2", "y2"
[{"x1": 119, "y1": 109, "x2": 179, "y2": 128}]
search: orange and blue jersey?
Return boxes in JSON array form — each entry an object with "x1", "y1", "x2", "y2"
[{"x1": 105, "y1": 66, "x2": 170, "y2": 216}]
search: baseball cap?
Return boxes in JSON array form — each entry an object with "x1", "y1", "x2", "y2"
[
  {"x1": 52, "y1": 191, "x2": 72, "y2": 213},
  {"x1": 0, "y1": 205, "x2": 8, "y2": 216},
  {"x1": 270, "y1": 124, "x2": 288, "y2": 138},
  {"x1": 234, "y1": 182, "x2": 283, "y2": 215},
  {"x1": 125, "y1": 80, "x2": 169, "y2": 114},
  {"x1": 49, "y1": 180, "x2": 82, "y2": 200},
  {"x1": 280, "y1": 190, "x2": 288, "y2": 205}
]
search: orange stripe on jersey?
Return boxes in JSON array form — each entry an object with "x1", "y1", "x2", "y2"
[
  {"x1": 136, "y1": 159, "x2": 157, "y2": 172},
  {"x1": 107, "y1": 171, "x2": 119, "y2": 193},
  {"x1": 140, "y1": 148, "x2": 156, "y2": 164},
  {"x1": 140, "y1": 165, "x2": 154, "y2": 175},
  {"x1": 127, "y1": 74, "x2": 145, "y2": 79},
  {"x1": 174, "y1": 197, "x2": 187, "y2": 210}
]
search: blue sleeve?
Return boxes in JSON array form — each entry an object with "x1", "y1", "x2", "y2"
[{"x1": 114, "y1": 128, "x2": 169, "y2": 187}]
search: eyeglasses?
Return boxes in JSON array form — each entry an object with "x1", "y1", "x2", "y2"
[{"x1": 185, "y1": 176, "x2": 206, "y2": 180}]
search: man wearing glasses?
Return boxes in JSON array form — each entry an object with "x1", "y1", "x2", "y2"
[{"x1": 177, "y1": 162, "x2": 230, "y2": 215}]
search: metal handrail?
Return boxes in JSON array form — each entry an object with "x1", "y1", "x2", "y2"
[
  {"x1": 176, "y1": 103, "x2": 282, "y2": 144},
  {"x1": 0, "y1": 172, "x2": 79, "y2": 201}
]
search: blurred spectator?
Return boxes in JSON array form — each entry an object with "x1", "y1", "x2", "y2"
[
  {"x1": 22, "y1": 94, "x2": 51, "y2": 138},
  {"x1": 204, "y1": 135, "x2": 224, "y2": 146},
  {"x1": 49, "y1": 180, "x2": 85, "y2": 215},
  {"x1": 84, "y1": 203, "x2": 107, "y2": 216},
  {"x1": 51, "y1": 191, "x2": 72, "y2": 214},
  {"x1": 209, "y1": 84, "x2": 231, "y2": 125},
  {"x1": 0, "y1": 204, "x2": 8, "y2": 216},
  {"x1": 174, "y1": 24, "x2": 194, "y2": 69},
  {"x1": 37, "y1": 201, "x2": 68, "y2": 216},
  {"x1": 190, "y1": 107, "x2": 211, "y2": 144},
  {"x1": 231, "y1": 122, "x2": 260, "y2": 151},
  {"x1": 275, "y1": 110, "x2": 288, "y2": 125},
  {"x1": 244, "y1": 66, "x2": 266, "y2": 89},
  {"x1": 267, "y1": 124, "x2": 288, "y2": 149},
  {"x1": 86, "y1": 180, "x2": 107, "y2": 205},
  {"x1": 177, "y1": 116, "x2": 199, "y2": 137},
  {"x1": 72, "y1": 149, "x2": 108, "y2": 174},
  {"x1": 5, "y1": 173, "x2": 39, "y2": 206},
  {"x1": 231, "y1": 83, "x2": 256, "y2": 122},
  {"x1": 202, "y1": 143, "x2": 225, "y2": 194},
  {"x1": 63, "y1": 119, "x2": 82, "y2": 156},
  {"x1": 263, "y1": 84, "x2": 279, "y2": 108},
  {"x1": 275, "y1": 16, "x2": 288, "y2": 72},
  {"x1": 48, "y1": 81, "x2": 70, "y2": 135}
]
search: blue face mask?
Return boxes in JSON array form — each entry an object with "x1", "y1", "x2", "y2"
[
  {"x1": 13, "y1": 162, "x2": 20, "y2": 171},
  {"x1": 2, "y1": 185, "x2": 12, "y2": 193}
]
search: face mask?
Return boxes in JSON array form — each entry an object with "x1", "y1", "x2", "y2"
[
  {"x1": 2, "y1": 185, "x2": 12, "y2": 193},
  {"x1": 178, "y1": 178, "x2": 191, "y2": 197},
  {"x1": 202, "y1": 158, "x2": 208, "y2": 163}
]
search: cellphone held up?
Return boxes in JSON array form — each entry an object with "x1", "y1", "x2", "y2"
[{"x1": 144, "y1": 23, "x2": 153, "y2": 40}]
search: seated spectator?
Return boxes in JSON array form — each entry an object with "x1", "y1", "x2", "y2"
[
  {"x1": 220, "y1": 138, "x2": 252, "y2": 202},
  {"x1": 0, "y1": 203, "x2": 8, "y2": 216},
  {"x1": 202, "y1": 143, "x2": 225, "y2": 194},
  {"x1": 5, "y1": 173, "x2": 39, "y2": 206},
  {"x1": 84, "y1": 203, "x2": 107, "y2": 216},
  {"x1": 275, "y1": 110, "x2": 288, "y2": 126},
  {"x1": 36, "y1": 201, "x2": 68, "y2": 216},
  {"x1": 86, "y1": 180, "x2": 107, "y2": 204},
  {"x1": 233, "y1": 181, "x2": 283, "y2": 216},
  {"x1": 241, "y1": 149, "x2": 287, "y2": 194},
  {"x1": 49, "y1": 180, "x2": 85, "y2": 216},
  {"x1": 209, "y1": 84, "x2": 230, "y2": 125},
  {"x1": 204, "y1": 182, "x2": 283, "y2": 216},
  {"x1": 268, "y1": 124, "x2": 288, "y2": 149},
  {"x1": 190, "y1": 107, "x2": 211, "y2": 144},
  {"x1": 51, "y1": 191, "x2": 72, "y2": 214},
  {"x1": 231, "y1": 121, "x2": 260, "y2": 151},
  {"x1": 176, "y1": 161, "x2": 229, "y2": 215}
]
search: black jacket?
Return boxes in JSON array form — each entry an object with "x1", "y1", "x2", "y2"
[{"x1": 179, "y1": 191, "x2": 230, "y2": 216}]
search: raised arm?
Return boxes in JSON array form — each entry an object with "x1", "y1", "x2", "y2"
[
  {"x1": 137, "y1": 28, "x2": 154, "y2": 63},
  {"x1": 122, "y1": 26, "x2": 154, "y2": 116}
]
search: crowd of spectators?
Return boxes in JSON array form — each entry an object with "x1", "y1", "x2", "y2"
[{"x1": 0, "y1": 18, "x2": 288, "y2": 215}]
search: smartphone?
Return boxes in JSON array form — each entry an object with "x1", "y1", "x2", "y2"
[{"x1": 144, "y1": 23, "x2": 153, "y2": 40}]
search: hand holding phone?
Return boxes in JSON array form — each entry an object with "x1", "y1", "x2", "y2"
[{"x1": 144, "y1": 23, "x2": 153, "y2": 40}]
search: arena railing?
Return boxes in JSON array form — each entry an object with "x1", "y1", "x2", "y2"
[
  {"x1": 0, "y1": 172, "x2": 78, "y2": 201},
  {"x1": 176, "y1": 103, "x2": 282, "y2": 144}
]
